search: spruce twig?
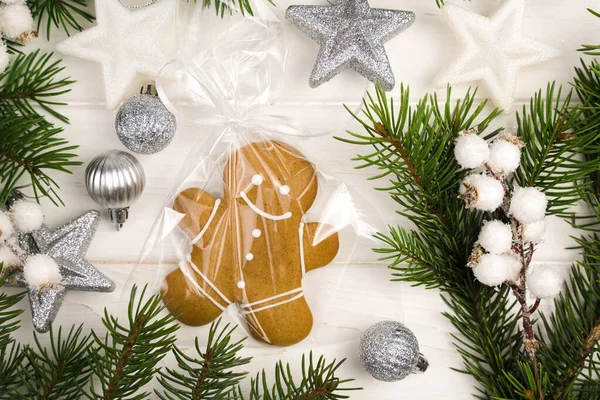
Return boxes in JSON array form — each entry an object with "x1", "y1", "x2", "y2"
[
  {"x1": 16, "y1": 325, "x2": 93, "y2": 399},
  {"x1": 0, "y1": 270, "x2": 26, "y2": 398},
  {"x1": 156, "y1": 318, "x2": 251, "y2": 400},
  {"x1": 85, "y1": 285, "x2": 179, "y2": 400},
  {"x1": 0, "y1": 50, "x2": 75, "y2": 123},
  {"x1": 28, "y1": 0, "x2": 95, "y2": 40}
]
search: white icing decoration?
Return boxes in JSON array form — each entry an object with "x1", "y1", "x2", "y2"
[
  {"x1": 237, "y1": 280, "x2": 246, "y2": 289},
  {"x1": 279, "y1": 185, "x2": 291, "y2": 195},
  {"x1": 252, "y1": 229, "x2": 262, "y2": 238},
  {"x1": 191, "y1": 199, "x2": 221, "y2": 245},
  {"x1": 240, "y1": 191, "x2": 292, "y2": 221},
  {"x1": 252, "y1": 174, "x2": 264, "y2": 186},
  {"x1": 299, "y1": 222, "x2": 306, "y2": 276},
  {"x1": 246, "y1": 253, "x2": 254, "y2": 261}
]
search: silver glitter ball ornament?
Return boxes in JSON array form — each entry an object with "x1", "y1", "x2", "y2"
[
  {"x1": 85, "y1": 150, "x2": 146, "y2": 230},
  {"x1": 115, "y1": 84, "x2": 177, "y2": 154},
  {"x1": 359, "y1": 321, "x2": 428, "y2": 382},
  {"x1": 286, "y1": 0, "x2": 415, "y2": 90}
]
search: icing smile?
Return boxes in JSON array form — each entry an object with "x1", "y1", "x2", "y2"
[{"x1": 240, "y1": 191, "x2": 292, "y2": 221}]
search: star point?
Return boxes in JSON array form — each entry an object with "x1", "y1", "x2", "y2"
[
  {"x1": 286, "y1": 0, "x2": 415, "y2": 90},
  {"x1": 56, "y1": 0, "x2": 175, "y2": 109},
  {"x1": 434, "y1": 0, "x2": 560, "y2": 110}
]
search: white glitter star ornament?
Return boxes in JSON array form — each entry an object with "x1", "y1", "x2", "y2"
[
  {"x1": 434, "y1": 0, "x2": 560, "y2": 110},
  {"x1": 56, "y1": 0, "x2": 176, "y2": 109},
  {"x1": 286, "y1": 0, "x2": 415, "y2": 90}
]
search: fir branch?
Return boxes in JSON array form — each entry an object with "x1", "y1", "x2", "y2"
[
  {"x1": 27, "y1": 0, "x2": 95, "y2": 40},
  {"x1": 85, "y1": 285, "x2": 179, "y2": 400},
  {"x1": 15, "y1": 325, "x2": 92, "y2": 400},
  {"x1": 156, "y1": 318, "x2": 250, "y2": 400},
  {"x1": 0, "y1": 107, "x2": 81, "y2": 206},
  {"x1": 0, "y1": 270, "x2": 26, "y2": 399},
  {"x1": 0, "y1": 50, "x2": 75, "y2": 124},
  {"x1": 579, "y1": 9, "x2": 600, "y2": 56},
  {"x1": 340, "y1": 85, "x2": 526, "y2": 398},
  {"x1": 188, "y1": 0, "x2": 257, "y2": 17},
  {"x1": 514, "y1": 83, "x2": 598, "y2": 217},
  {"x1": 249, "y1": 352, "x2": 360, "y2": 400}
]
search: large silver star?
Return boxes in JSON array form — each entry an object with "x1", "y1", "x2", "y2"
[
  {"x1": 5, "y1": 211, "x2": 115, "y2": 332},
  {"x1": 286, "y1": 0, "x2": 415, "y2": 90}
]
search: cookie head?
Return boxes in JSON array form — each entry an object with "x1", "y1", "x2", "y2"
[{"x1": 224, "y1": 141, "x2": 318, "y2": 215}]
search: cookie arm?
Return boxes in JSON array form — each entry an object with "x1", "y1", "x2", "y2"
[
  {"x1": 173, "y1": 188, "x2": 220, "y2": 243},
  {"x1": 301, "y1": 222, "x2": 339, "y2": 272}
]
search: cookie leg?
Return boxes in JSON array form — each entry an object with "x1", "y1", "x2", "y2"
[
  {"x1": 162, "y1": 255, "x2": 230, "y2": 327},
  {"x1": 244, "y1": 296, "x2": 314, "y2": 346}
]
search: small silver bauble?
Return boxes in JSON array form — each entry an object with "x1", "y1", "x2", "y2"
[
  {"x1": 359, "y1": 320, "x2": 428, "y2": 382},
  {"x1": 85, "y1": 150, "x2": 146, "y2": 230},
  {"x1": 115, "y1": 84, "x2": 177, "y2": 155}
]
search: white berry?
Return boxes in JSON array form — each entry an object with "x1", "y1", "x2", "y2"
[
  {"x1": 509, "y1": 187, "x2": 547, "y2": 224},
  {"x1": 503, "y1": 252, "x2": 522, "y2": 282},
  {"x1": 460, "y1": 174, "x2": 505, "y2": 211},
  {"x1": 478, "y1": 220, "x2": 513, "y2": 254},
  {"x1": 0, "y1": 3, "x2": 36, "y2": 44},
  {"x1": 488, "y1": 138, "x2": 522, "y2": 175},
  {"x1": 23, "y1": 254, "x2": 62, "y2": 290},
  {"x1": 522, "y1": 219, "x2": 547, "y2": 244},
  {"x1": 454, "y1": 130, "x2": 489, "y2": 169},
  {"x1": 0, "y1": 245, "x2": 21, "y2": 268},
  {"x1": 472, "y1": 253, "x2": 511, "y2": 287},
  {"x1": 527, "y1": 265, "x2": 564, "y2": 299},
  {"x1": 9, "y1": 200, "x2": 44, "y2": 232},
  {"x1": 0, "y1": 212, "x2": 14, "y2": 241}
]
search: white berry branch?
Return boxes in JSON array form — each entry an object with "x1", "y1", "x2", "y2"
[{"x1": 455, "y1": 128, "x2": 564, "y2": 400}]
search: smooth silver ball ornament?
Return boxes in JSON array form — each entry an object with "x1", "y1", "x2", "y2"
[
  {"x1": 359, "y1": 321, "x2": 428, "y2": 382},
  {"x1": 85, "y1": 150, "x2": 146, "y2": 230},
  {"x1": 115, "y1": 84, "x2": 176, "y2": 154}
]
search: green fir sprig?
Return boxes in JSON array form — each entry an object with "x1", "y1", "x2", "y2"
[
  {"x1": 0, "y1": 50, "x2": 75, "y2": 124},
  {"x1": 27, "y1": 0, "x2": 95, "y2": 40},
  {"x1": 16, "y1": 325, "x2": 92, "y2": 400},
  {"x1": 85, "y1": 285, "x2": 179, "y2": 400},
  {"x1": 0, "y1": 271, "x2": 25, "y2": 398},
  {"x1": 156, "y1": 319, "x2": 250, "y2": 400},
  {"x1": 0, "y1": 281, "x2": 358, "y2": 399},
  {"x1": 249, "y1": 353, "x2": 360, "y2": 400},
  {"x1": 340, "y1": 67, "x2": 600, "y2": 398}
]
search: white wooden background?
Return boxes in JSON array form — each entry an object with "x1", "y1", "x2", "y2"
[{"x1": 6, "y1": 0, "x2": 599, "y2": 398}]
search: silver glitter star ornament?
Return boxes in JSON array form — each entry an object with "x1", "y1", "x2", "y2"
[
  {"x1": 286, "y1": 0, "x2": 415, "y2": 90},
  {"x1": 359, "y1": 320, "x2": 428, "y2": 382},
  {"x1": 7, "y1": 211, "x2": 115, "y2": 333}
]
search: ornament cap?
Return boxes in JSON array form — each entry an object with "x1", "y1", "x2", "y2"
[
  {"x1": 414, "y1": 353, "x2": 429, "y2": 374},
  {"x1": 140, "y1": 82, "x2": 158, "y2": 96},
  {"x1": 109, "y1": 208, "x2": 130, "y2": 231}
]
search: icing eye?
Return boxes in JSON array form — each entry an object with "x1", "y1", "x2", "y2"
[
  {"x1": 279, "y1": 185, "x2": 291, "y2": 195},
  {"x1": 245, "y1": 253, "x2": 254, "y2": 261},
  {"x1": 252, "y1": 174, "x2": 263, "y2": 186},
  {"x1": 252, "y1": 229, "x2": 262, "y2": 238}
]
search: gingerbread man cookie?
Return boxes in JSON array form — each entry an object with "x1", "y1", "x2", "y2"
[{"x1": 162, "y1": 140, "x2": 339, "y2": 346}]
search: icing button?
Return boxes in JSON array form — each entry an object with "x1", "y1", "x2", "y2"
[
  {"x1": 246, "y1": 253, "x2": 254, "y2": 261},
  {"x1": 252, "y1": 174, "x2": 263, "y2": 186},
  {"x1": 237, "y1": 281, "x2": 246, "y2": 289},
  {"x1": 252, "y1": 229, "x2": 262, "y2": 238},
  {"x1": 279, "y1": 185, "x2": 291, "y2": 195}
]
